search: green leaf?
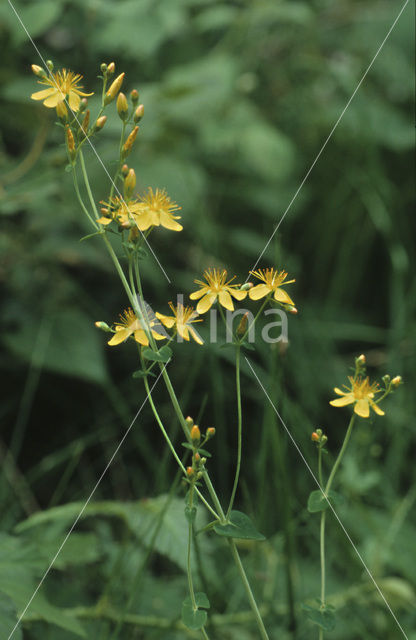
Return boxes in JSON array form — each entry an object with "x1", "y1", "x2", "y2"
[
  {"x1": 213, "y1": 511, "x2": 265, "y2": 540},
  {"x1": 302, "y1": 602, "x2": 336, "y2": 631},
  {"x1": 181, "y1": 592, "x2": 210, "y2": 630},
  {"x1": 0, "y1": 591, "x2": 22, "y2": 640},
  {"x1": 80, "y1": 231, "x2": 104, "y2": 242},
  {"x1": 185, "y1": 506, "x2": 197, "y2": 524},
  {"x1": 307, "y1": 490, "x2": 344, "y2": 513},
  {"x1": 142, "y1": 345, "x2": 172, "y2": 362},
  {"x1": 132, "y1": 369, "x2": 156, "y2": 379}
]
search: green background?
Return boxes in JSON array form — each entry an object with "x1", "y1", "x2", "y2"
[{"x1": 0, "y1": 0, "x2": 415, "y2": 638}]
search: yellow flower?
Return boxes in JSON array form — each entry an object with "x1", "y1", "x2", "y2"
[
  {"x1": 249, "y1": 268, "x2": 295, "y2": 305},
  {"x1": 97, "y1": 196, "x2": 141, "y2": 228},
  {"x1": 108, "y1": 308, "x2": 166, "y2": 347},
  {"x1": 31, "y1": 68, "x2": 93, "y2": 112},
  {"x1": 189, "y1": 268, "x2": 247, "y2": 314},
  {"x1": 134, "y1": 188, "x2": 183, "y2": 231},
  {"x1": 329, "y1": 376, "x2": 385, "y2": 418},
  {"x1": 156, "y1": 302, "x2": 204, "y2": 345}
]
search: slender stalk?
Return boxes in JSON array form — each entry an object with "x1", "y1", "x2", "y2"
[
  {"x1": 186, "y1": 486, "x2": 198, "y2": 610},
  {"x1": 109, "y1": 121, "x2": 126, "y2": 202},
  {"x1": 79, "y1": 150, "x2": 99, "y2": 218},
  {"x1": 71, "y1": 165, "x2": 98, "y2": 228},
  {"x1": 324, "y1": 415, "x2": 355, "y2": 496},
  {"x1": 227, "y1": 540, "x2": 270, "y2": 640},
  {"x1": 239, "y1": 296, "x2": 270, "y2": 344},
  {"x1": 226, "y1": 345, "x2": 242, "y2": 517}
]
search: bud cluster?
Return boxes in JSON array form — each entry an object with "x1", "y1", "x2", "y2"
[
  {"x1": 184, "y1": 416, "x2": 216, "y2": 482},
  {"x1": 311, "y1": 428, "x2": 327, "y2": 447}
]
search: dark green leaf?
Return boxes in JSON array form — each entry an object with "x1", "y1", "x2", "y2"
[
  {"x1": 182, "y1": 592, "x2": 210, "y2": 630},
  {"x1": 302, "y1": 602, "x2": 336, "y2": 631},
  {"x1": 142, "y1": 346, "x2": 172, "y2": 362},
  {"x1": 214, "y1": 510, "x2": 265, "y2": 540},
  {"x1": 307, "y1": 490, "x2": 344, "y2": 513}
]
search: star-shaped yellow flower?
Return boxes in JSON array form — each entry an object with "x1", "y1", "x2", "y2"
[
  {"x1": 249, "y1": 268, "x2": 295, "y2": 305},
  {"x1": 156, "y1": 302, "x2": 203, "y2": 345},
  {"x1": 108, "y1": 308, "x2": 166, "y2": 347},
  {"x1": 189, "y1": 268, "x2": 247, "y2": 314},
  {"x1": 133, "y1": 188, "x2": 182, "y2": 232},
  {"x1": 329, "y1": 376, "x2": 385, "y2": 418},
  {"x1": 31, "y1": 68, "x2": 93, "y2": 113}
]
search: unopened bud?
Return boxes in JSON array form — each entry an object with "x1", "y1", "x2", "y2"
[
  {"x1": 124, "y1": 168, "x2": 136, "y2": 198},
  {"x1": 94, "y1": 115, "x2": 107, "y2": 131},
  {"x1": 357, "y1": 354, "x2": 366, "y2": 365},
  {"x1": 288, "y1": 306, "x2": 298, "y2": 315},
  {"x1": 186, "y1": 467, "x2": 194, "y2": 478},
  {"x1": 321, "y1": 435, "x2": 328, "y2": 445},
  {"x1": 122, "y1": 126, "x2": 139, "y2": 157},
  {"x1": 200, "y1": 457, "x2": 207, "y2": 466},
  {"x1": 79, "y1": 98, "x2": 88, "y2": 112},
  {"x1": 311, "y1": 432, "x2": 320, "y2": 442},
  {"x1": 56, "y1": 100, "x2": 68, "y2": 121},
  {"x1": 240, "y1": 282, "x2": 253, "y2": 291},
  {"x1": 31, "y1": 64, "x2": 46, "y2": 78},
  {"x1": 100, "y1": 63, "x2": 107, "y2": 74},
  {"x1": 382, "y1": 374, "x2": 391, "y2": 386},
  {"x1": 65, "y1": 126, "x2": 76, "y2": 161},
  {"x1": 46, "y1": 60, "x2": 54, "y2": 72},
  {"x1": 236, "y1": 312, "x2": 249, "y2": 337},
  {"x1": 117, "y1": 92, "x2": 129, "y2": 120},
  {"x1": 78, "y1": 109, "x2": 90, "y2": 138},
  {"x1": 191, "y1": 425, "x2": 201, "y2": 443},
  {"x1": 121, "y1": 164, "x2": 129, "y2": 177},
  {"x1": 194, "y1": 452, "x2": 201, "y2": 463},
  {"x1": 104, "y1": 72, "x2": 125, "y2": 104},
  {"x1": 95, "y1": 321, "x2": 111, "y2": 332},
  {"x1": 130, "y1": 89, "x2": 139, "y2": 104},
  {"x1": 206, "y1": 427, "x2": 216, "y2": 439},
  {"x1": 107, "y1": 62, "x2": 115, "y2": 75},
  {"x1": 391, "y1": 376, "x2": 402, "y2": 387},
  {"x1": 133, "y1": 104, "x2": 144, "y2": 123}
]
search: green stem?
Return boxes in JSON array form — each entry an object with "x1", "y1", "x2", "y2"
[
  {"x1": 71, "y1": 165, "x2": 98, "y2": 228},
  {"x1": 239, "y1": 296, "x2": 270, "y2": 344},
  {"x1": 187, "y1": 486, "x2": 197, "y2": 610},
  {"x1": 227, "y1": 540, "x2": 270, "y2": 640},
  {"x1": 79, "y1": 150, "x2": 99, "y2": 219},
  {"x1": 109, "y1": 121, "x2": 127, "y2": 202},
  {"x1": 226, "y1": 346, "x2": 242, "y2": 517},
  {"x1": 325, "y1": 415, "x2": 355, "y2": 496}
]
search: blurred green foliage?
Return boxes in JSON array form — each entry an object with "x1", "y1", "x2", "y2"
[{"x1": 0, "y1": 0, "x2": 415, "y2": 638}]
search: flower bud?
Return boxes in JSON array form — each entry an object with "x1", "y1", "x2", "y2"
[
  {"x1": 78, "y1": 109, "x2": 90, "y2": 138},
  {"x1": 94, "y1": 115, "x2": 107, "y2": 131},
  {"x1": 311, "y1": 432, "x2": 320, "y2": 442},
  {"x1": 236, "y1": 312, "x2": 249, "y2": 337},
  {"x1": 194, "y1": 452, "x2": 201, "y2": 463},
  {"x1": 391, "y1": 376, "x2": 402, "y2": 387},
  {"x1": 321, "y1": 435, "x2": 328, "y2": 445},
  {"x1": 200, "y1": 458, "x2": 207, "y2": 466},
  {"x1": 206, "y1": 427, "x2": 216, "y2": 439},
  {"x1": 382, "y1": 374, "x2": 391, "y2": 386},
  {"x1": 124, "y1": 168, "x2": 136, "y2": 198},
  {"x1": 95, "y1": 321, "x2": 111, "y2": 332},
  {"x1": 288, "y1": 306, "x2": 298, "y2": 315},
  {"x1": 133, "y1": 104, "x2": 144, "y2": 123},
  {"x1": 46, "y1": 60, "x2": 54, "y2": 72},
  {"x1": 130, "y1": 89, "x2": 139, "y2": 104},
  {"x1": 122, "y1": 126, "x2": 139, "y2": 157},
  {"x1": 117, "y1": 92, "x2": 129, "y2": 120},
  {"x1": 186, "y1": 467, "x2": 194, "y2": 478},
  {"x1": 104, "y1": 72, "x2": 125, "y2": 105},
  {"x1": 240, "y1": 282, "x2": 253, "y2": 291},
  {"x1": 121, "y1": 164, "x2": 129, "y2": 177},
  {"x1": 79, "y1": 98, "x2": 88, "y2": 112},
  {"x1": 191, "y1": 425, "x2": 201, "y2": 443},
  {"x1": 56, "y1": 100, "x2": 68, "y2": 121},
  {"x1": 65, "y1": 126, "x2": 76, "y2": 161},
  {"x1": 31, "y1": 64, "x2": 46, "y2": 78},
  {"x1": 107, "y1": 62, "x2": 115, "y2": 75},
  {"x1": 100, "y1": 63, "x2": 107, "y2": 74}
]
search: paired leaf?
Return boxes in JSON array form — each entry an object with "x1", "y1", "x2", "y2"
[
  {"x1": 214, "y1": 510, "x2": 265, "y2": 540},
  {"x1": 302, "y1": 602, "x2": 336, "y2": 631},
  {"x1": 307, "y1": 490, "x2": 344, "y2": 513},
  {"x1": 142, "y1": 345, "x2": 172, "y2": 362},
  {"x1": 181, "y1": 592, "x2": 210, "y2": 630}
]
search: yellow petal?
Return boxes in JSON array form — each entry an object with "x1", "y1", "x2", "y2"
[
  {"x1": 189, "y1": 287, "x2": 207, "y2": 301},
  {"x1": 354, "y1": 399, "x2": 370, "y2": 418},
  {"x1": 177, "y1": 327, "x2": 190, "y2": 342},
  {"x1": 159, "y1": 212, "x2": 183, "y2": 231},
  {"x1": 370, "y1": 400, "x2": 385, "y2": 416},
  {"x1": 31, "y1": 88, "x2": 55, "y2": 101},
  {"x1": 333, "y1": 387, "x2": 346, "y2": 396},
  {"x1": 108, "y1": 328, "x2": 131, "y2": 345},
  {"x1": 97, "y1": 217, "x2": 113, "y2": 225},
  {"x1": 230, "y1": 289, "x2": 248, "y2": 301},
  {"x1": 152, "y1": 330, "x2": 167, "y2": 341},
  {"x1": 68, "y1": 91, "x2": 81, "y2": 111},
  {"x1": 155, "y1": 312, "x2": 175, "y2": 329},
  {"x1": 197, "y1": 293, "x2": 217, "y2": 314},
  {"x1": 329, "y1": 394, "x2": 355, "y2": 407},
  {"x1": 133, "y1": 330, "x2": 149, "y2": 346},
  {"x1": 249, "y1": 284, "x2": 270, "y2": 300},
  {"x1": 43, "y1": 91, "x2": 64, "y2": 107},
  {"x1": 133, "y1": 212, "x2": 153, "y2": 231},
  {"x1": 189, "y1": 326, "x2": 204, "y2": 345},
  {"x1": 274, "y1": 288, "x2": 295, "y2": 305},
  {"x1": 218, "y1": 290, "x2": 234, "y2": 311}
]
